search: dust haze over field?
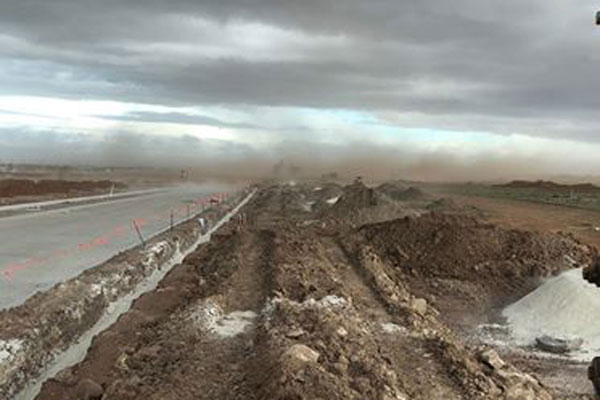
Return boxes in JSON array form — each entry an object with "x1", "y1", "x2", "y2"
[
  {"x1": 1, "y1": 1, "x2": 600, "y2": 181},
  {"x1": 0, "y1": 129, "x2": 568, "y2": 182}
]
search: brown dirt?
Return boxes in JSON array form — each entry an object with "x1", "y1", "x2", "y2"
[
  {"x1": 30, "y1": 182, "x2": 596, "y2": 400},
  {"x1": 350, "y1": 212, "x2": 590, "y2": 326},
  {"x1": 329, "y1": 180, "x2": 385, "y2": 216},
  {"x1": 377, "y1": 182, "x2": 427, "y2": 201}
]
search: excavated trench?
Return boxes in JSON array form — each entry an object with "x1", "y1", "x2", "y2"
[{"x1": 23, "y1": 182, "x2": 600, "y2": 399}]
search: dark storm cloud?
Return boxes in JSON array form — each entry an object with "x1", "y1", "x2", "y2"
[
  {"x1": 103, "y1": 111, "x2": 260, "y2": 129},
  {"x1": 0, "y1": 1, "x2": 599, "y2": 140}
]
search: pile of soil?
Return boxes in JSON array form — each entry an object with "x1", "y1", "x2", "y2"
[
  {"x1": 325, "y1": 181, "x2": 440, "y2": 228},
  {"x1": 425, "y1": 197, "x2": 458, "y2": 210},
  {"x1": 329, "y1": 181, "x2": 384, "y2": 215},
  {"x1": 377, "y1": 182, "x2": 426, "y2": 201},
  {"x1": 0, "y1": 179, "x2": 127, "y2": 199},
  {"x1": 351, "y1": 213, "x2": 592, "y2": 322},
  {"x1": 251, "y1": 185, "x2": 311, "y2": 215},
  {"x1": 308, "y1": 183, "x2": 344, "y2": 213},
  {"x1": 312, "y1": 183, "x2": 343, "y2": 200}
]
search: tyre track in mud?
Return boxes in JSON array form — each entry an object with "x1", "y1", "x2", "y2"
[{"x1": 132, "y1": 227, "x2": 275, "y2": 400}]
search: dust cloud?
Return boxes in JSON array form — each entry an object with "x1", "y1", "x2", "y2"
[{"x1": 0, "y1": 131, "x2": 587, "y2": 183}]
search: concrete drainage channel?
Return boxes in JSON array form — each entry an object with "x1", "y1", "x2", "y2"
[{"x1": 12, "y1": 190, "x2": 255, "y2": 400}]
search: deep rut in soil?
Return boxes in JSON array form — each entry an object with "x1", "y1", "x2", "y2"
[
  {"x1": 153, "y1": 229, "x2": 274, "y2": 400},
  {"x1": 328, "y1": 237, "x2": 472, "y2": 399},
  {"x1": 325, "y1": 236, "x2": 390, "y2": 322}
]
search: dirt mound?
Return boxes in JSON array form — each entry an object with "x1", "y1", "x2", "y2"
[
  {"x1": 306, "y1": 183, "x2": 343, "y2": 214},
  {"x1": 352, "y1": 213, "x2": 591, "y2": 319},
  {"x1": 426, "y1": 197, "x2": 457, "y2": 210},
  {"x1": 251, "y1": 185, "x2": 311, "y2": 215},
  {"x1": 377, "y1": 182, "x2": 426, "y2": 201},
  {"x1": 320, "y1": 180, "x2": 421, "y2": 228},
  {"x1": 310, "y1": 183, "x2": 343, "y2": 202},
  {"x1": 360, "y1": 213, "x2": 588, "y2": 280},
  {"x1": 314, "y1": 182, "x2": 343, "y2": 199},
  {"x1": 323, "y1": 181, "x2": 431, "y2": 227},
  {"x1": 256, "y1": 219, "x2": 555, "y2": 400},
  {"x1": 329, "y1": 181, "x2": 387, "y2": 215},
  {"x1": 0, "y1": 179, "x2": 126, "y2": 199}
]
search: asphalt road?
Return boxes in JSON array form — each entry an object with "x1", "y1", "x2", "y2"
[{"x1": 0, "y1": 183, "x2": 232, "y2": 310}]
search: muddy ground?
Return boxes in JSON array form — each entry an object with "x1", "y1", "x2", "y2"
[{"x1": 29, "y1": 181, "x2": 597, "y2": 399}]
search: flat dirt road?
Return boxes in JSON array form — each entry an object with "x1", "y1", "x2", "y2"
[{"x1": 449, "y1": 194, "x2": 600, "y2": 248}]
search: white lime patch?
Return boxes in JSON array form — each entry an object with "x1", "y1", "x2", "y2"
[
  {"x1": 212, "y1": 311, "x2": 257, "y2": 338},
  {"x1": 0, "y1": 339, "x2": 23, "y2": 364},
  {"x1": 381, "y1": 323, "x2": 408, "y2": 335},
  {"x1": 326, "y1": 196, "x2": 340, "y2": 205},
  {"x1": 190, "y1": 300, "x2": 257, "y2": 338}
]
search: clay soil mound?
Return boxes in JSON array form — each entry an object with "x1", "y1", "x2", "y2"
[
  {"x1": 311, "y1": 183, "x2": 343, "y2": 201},
  {"x1": 360, "y1": 213, "x2": 588, "y2": 280},
  {"x1": 353, "y1": 212, "x2": 591, "y2": 318},
  {"x1": 0, "y1": 179, "x2": 126, "y2": 199},
  {"x1": 251, "y1": 185, "x2": 311, "y2": 215},
  {"x1": 377, "y1": 182, "x2": 426, "y2": 201},
  {"x1": 329, "y1": 181, "x2": 389, "y2": 215}
]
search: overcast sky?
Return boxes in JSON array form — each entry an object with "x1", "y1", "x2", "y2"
[{"x1": 1, "y1": 1, "x2": 600, "y2": 180}]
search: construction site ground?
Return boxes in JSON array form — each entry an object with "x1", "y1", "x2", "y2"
[{"x1": 17, "y1": 181, "x2": 598, "y2": 399}]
